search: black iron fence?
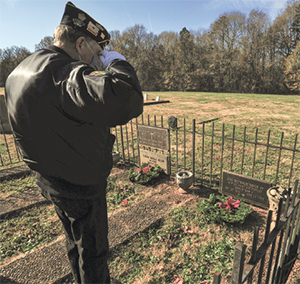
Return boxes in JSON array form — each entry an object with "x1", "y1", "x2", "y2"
[
  {"x1": 2, "y1": 113, "x2": 299, "y2": 190},
  {"x1": 113, "y1": 114, "x2": 300, "y2": 283},
  {"x1": 0, "y1": 117, "x2": 21, "y2": 167},
  {"x1": 1, "y1": 113, "x2": 299, "y2": 190},
  {"x1": 213, "y1": 180, "x2": 300, "y2": 284},
  {"x1": 113, "y1": 114, "x2": 300, "y2": 191}
]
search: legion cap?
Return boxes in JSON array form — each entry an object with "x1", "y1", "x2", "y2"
[{"x1": 60, "y1": 2, "x2": 110, "y2": 48}]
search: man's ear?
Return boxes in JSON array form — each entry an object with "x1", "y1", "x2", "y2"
[{"x1": 76, "y1": 37, "x2": 86, "y2": 51}]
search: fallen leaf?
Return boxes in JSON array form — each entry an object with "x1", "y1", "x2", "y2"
[
  {"x1": 173, "y1": 275, "x2": 184, "y2": 284},
  {"x1": 185, "y1": 229, "x2": 194, "y2": 234}
]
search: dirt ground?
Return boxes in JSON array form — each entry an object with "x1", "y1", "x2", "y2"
[
  {"x1": 104, "y1": 165, "x2": 300, "y2": 284},
  {"x1": 92, "y1": 164, "x2": 300, "y2": 284},
  {"x1": 1, "y1": 163, "x2": 300, "y2": 283}
]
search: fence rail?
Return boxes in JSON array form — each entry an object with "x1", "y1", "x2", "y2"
[
  {"x1": 2, "y1": 114, "x2": 299, "y2": 190},
  {"x1": 213, "y1": 180, "x2": 300, "y2": 284},
  {"x1": 0, "y1": 118, "x2": 22, "y2": 167},
  {"x1": 112, "y1": 114, "x2": 300, "y2": 191}
]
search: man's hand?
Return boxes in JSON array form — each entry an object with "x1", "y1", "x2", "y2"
[{"x1": 100, "y1": 50, "x2": 126, "y2": 67}]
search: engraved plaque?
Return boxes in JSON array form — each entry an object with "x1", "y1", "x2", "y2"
[
  {"x1": 221, "y1": 170, "x2": 272, "y2": 208},
  {"x1": 140, "y1": 149, "x2": 169, "y2": 173},
  {"x1": 138, "y1": 125, "x2": 169, "y2": 151}
]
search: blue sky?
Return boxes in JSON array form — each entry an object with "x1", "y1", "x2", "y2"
[{"x1": 1, "y1": 0, "x2": 287, "y2": 52}]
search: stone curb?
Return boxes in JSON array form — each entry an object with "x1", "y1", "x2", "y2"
[{"x1": 1, "y1": 186, "x2": 197, "y2": 284}]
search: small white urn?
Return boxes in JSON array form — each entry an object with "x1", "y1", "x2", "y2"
[
  {"x1": 176, "y1": 171, "x2": 193, "y2": 190},
  {"x1": 112, "y1": 151, "x2": 120, "y2": 165}
]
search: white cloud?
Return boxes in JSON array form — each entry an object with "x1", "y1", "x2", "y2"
[
  {"x1": 205, "y1": 0, "x2": 287, "y2": 19},
  {"x1": 210, "y1": 0, "x2": 285, "y2": 8},
  {"x1": 4, "y1": 0, "x2": 16, "y2": 9}
]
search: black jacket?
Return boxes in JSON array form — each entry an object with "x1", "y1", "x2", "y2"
[{"x1": 5, "y1": 45, "x2": 143, "y2": 198}]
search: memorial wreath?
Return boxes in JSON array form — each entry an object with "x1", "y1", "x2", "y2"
[
  {"x1": 128, "y1": 163, "x2": 165, "y2": 185},
  {"x1": 197, "y1": 194, "x2": 253, "y2": 225}
]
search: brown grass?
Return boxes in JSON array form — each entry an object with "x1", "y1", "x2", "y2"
[{"x1": 143, "y1": 92, "x2": 300, "y2": 136}]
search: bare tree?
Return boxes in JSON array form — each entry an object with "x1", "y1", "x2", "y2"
[
  {"x1": 0, "y1": 46, "x2": 31, "y2": 87},
  {"x1": 284, "y1": 41, "x2": 300, "y2": 93},
  {"x1": 35, "y1": 36, "x2": 53, "y2": 51}
]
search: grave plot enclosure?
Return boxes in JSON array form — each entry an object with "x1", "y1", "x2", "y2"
[{"x1": 111, "y1": 114, "x2": 299, "y2": 192}]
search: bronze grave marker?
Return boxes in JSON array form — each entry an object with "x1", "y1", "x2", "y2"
[
  {"x1": 137, "y1": 125, "x2": 169, "y2": 151},
  {"x1": 221, "y1": 170, "x2": 272, "y2": 208}
]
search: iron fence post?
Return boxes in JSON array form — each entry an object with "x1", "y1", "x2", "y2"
[
  {"x1": 232, "y1": 242, "x2": 247, "y2": 284},
  {"x1": 192, "y1": 119, "x2": 195, "y2": 177}
]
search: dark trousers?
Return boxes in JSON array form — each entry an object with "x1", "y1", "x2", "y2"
[{"x1": 38, "y1": 184, "x2": 111, "y2": 284}]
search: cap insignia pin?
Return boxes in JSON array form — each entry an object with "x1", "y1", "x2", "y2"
[
  {"x1": 73, "y1": 18, "x2": 85, "y2": 27},
  {"x1": 78, "y1": 13, "x2": 86, "y2": 21},
  {"x1": 87, "y1": 21, "x2": 99, "y2": 36}
]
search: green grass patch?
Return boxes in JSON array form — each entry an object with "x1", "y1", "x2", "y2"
[
  {"x1": 143, "y1": 92, "x2": 300, "y2": 136},
  {"x1": 0, "y1": 142, "x2": 7, "y2": 154},
  {"x1": 1, "y1": 173, "x2": 36, "y2": 194},
  {"x1": 106, "y1": 175, "x2": 139, "y2": 212},
  {"x1": 0, "y1": 204, "x2": 63, "y2": 263},
  {"x1": 0, "y1": 174, "x2": 140, "y2": 264},
  {"x1": 108, "y1": 203, "x2": 241, "y2": 283}
]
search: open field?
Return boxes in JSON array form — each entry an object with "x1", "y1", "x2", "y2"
[
  {"x1": 142, "y1": 92, "x2": 299, "y2": 137},
  {"x1": 1, "y1": 88, "x2": 299, "y2": 136}
]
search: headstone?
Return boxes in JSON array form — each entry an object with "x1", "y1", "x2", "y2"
[
  {"x1": 0, "y1": 95, "x2": 12, "y2": 134},
  {"x1": 140, "y1": 149, "x2": 168, "y2": 173},
  {"x1": 156, "y1": 96, "x2": 160, "y2": 101},
  {"x1": 168, "y1": 116, "x2": 177, "y2": 129},
  {"x1": 221, "y1": 170, "x2": 272, "y2": 208},
  {"x1": 138, "y1": 125, "x2": 169, "y2": 151},
  {"x1": 144, "y1": 93, "x2": 148, "y2": 101}
]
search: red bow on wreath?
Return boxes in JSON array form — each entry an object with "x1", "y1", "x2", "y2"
[
  {"x1": 219, "y1": 196, "x2": 240, "y2": 211},
  {"x1": 135, "y1": 165, "x2": 152, "y2": 174}
]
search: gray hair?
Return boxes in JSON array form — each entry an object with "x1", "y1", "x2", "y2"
[{"x1": 53, "y1": 25, "x2": 92, "y2": 45}]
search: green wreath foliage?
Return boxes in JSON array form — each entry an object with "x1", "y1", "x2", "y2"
[
  {"x1": 197, "y1": 194, "x2": 253, "y2": 225},
  {"x1": 128, "y1": 163, "x2": 165, "y2": 185}
]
